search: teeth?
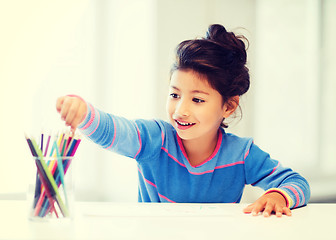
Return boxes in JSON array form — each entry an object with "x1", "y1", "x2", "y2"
[{"x1": 176, "y1": 120, "x2": 194, "y2": 126}]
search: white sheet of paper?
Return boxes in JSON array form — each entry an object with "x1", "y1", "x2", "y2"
[{"x1": 82, "y1": 203, "x2": 236, "y2": 218}]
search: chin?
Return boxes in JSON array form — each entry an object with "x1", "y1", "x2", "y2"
[{"x1": 175, "y1": 130, "x2": 196, "y2": 141}]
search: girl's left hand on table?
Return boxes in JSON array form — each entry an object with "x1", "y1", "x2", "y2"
[{"x1": 243, "y1": 192, "x2": 292, "y2": 217}]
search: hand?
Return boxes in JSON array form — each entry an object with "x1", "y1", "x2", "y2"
[
  {"x1": 243, "y1": 192, "x2": 292, "y2": 217},
  {"x1": 56, "y1": 95, "x2": 87, "y2": 132}
]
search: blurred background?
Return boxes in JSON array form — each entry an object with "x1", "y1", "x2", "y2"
[{"x1": 0, "y1": 0, "x2": 335, "y2": 203}]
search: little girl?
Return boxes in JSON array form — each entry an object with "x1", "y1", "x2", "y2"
[{"x1": 56, "y1": 24, "x2": 310, "y2": 217}]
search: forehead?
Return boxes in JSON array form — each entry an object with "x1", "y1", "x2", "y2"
[{"x1": 170, "y1": 70, "x2": 214, "y2": 92}]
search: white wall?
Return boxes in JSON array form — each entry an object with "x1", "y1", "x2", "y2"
[
  {"x1": 0, "y1": 0, "x2": 96, "y2": 195},
  {"x1": 254, "y1": 0, "x2": 336, "y2": 201},
  {"x1": 320, "y1": 0, "x2": 336, "y2": 175},
  {"x1": 80, "y1": 0, "x2": 157, "y2": 202},
  {"x1": 254, "y1": 0, "x2": 320, "y2": 173}
]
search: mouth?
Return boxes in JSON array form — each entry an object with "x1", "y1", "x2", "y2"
[{"x1": 174, "y1": 120, "x2": 196, "y2": 130}]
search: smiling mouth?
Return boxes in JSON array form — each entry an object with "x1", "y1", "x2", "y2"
[{"x1": 175, "y1": 120, "x2": 196, "y2": 127}]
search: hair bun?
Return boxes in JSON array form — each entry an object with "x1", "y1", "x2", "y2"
[
  {"x1": 206, "y1": 24, "x2": 228, "y2": 42},
  {"x1": 205, "y1": 24, "x2": 247, "y2": 66}
]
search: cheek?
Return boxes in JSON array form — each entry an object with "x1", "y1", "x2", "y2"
[
  {"x1": 166, "y1": 99, "x2": 174, "y2": 116},
  {"x1": 198, "y1": 106, "x2": 223, "y2": 124}
]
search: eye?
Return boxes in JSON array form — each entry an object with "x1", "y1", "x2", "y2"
[
  {"x1": 193, "y1": 98, "x2": 205, "y2": 103},
  {"x1": 169, "y1": 93, "x2": 180, "y2": 99}
]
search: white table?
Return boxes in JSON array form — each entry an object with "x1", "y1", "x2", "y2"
[{"x1": 0, "y1": 201, "x2": 334, "y2": 240}]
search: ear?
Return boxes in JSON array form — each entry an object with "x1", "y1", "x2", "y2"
[{"x1": 222, "y1": 96, "x2": 239, "y2": 118}]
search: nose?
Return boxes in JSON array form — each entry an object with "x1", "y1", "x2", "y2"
[{"x1": 174, "y1": 98, "x2": 190, "y2": 117}]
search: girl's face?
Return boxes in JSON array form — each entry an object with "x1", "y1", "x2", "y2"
[{"x1": 166, "y1": 69, "x2": 232, "y2": 142}]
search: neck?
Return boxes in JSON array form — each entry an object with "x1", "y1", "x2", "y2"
[{"x1": 181, "y1": 130, "x2": 219, "y2": 167}]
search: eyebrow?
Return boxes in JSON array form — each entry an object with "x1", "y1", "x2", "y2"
[{"x1": 170, "y1": 86, "x2": 209, "y2": 95}]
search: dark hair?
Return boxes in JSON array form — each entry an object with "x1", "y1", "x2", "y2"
[{"x1": 171, "y1": 24, "x2": 250, "y2": 127}]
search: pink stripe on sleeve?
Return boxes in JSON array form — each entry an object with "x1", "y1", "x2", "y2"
[
  {"x1": 66, "y1": 94, "x2": 86, "y2": 103},
  {"x1": 105, "y1": 117, "x2": 117, "y2": 150},
  {"x1": 161, "y1": 130, "x2": 164, "y2": 146},
  {"x1": 283, "y1": 185, "x2": 300, "y2": 208},
  {"x1": 133, "y1": 123, "x2": 142, "y2": 159},
  {"x1": 87, "y1": 110, "x2": 100, "y2": 137},
  {"x1": 267, "y1": 162, "x2": 280, "y2": 177},
  {"x1": 81, "y1": 104, "x2": 95, "y2": 130},
  {"x1": 251, "y1": 162, "x2": 281, "y2": 186},
  {"x1": 243, "y1": 141, "x2": 254, "y2": 160},
  {"x1": 290, "y1": 184, "x2": 305, "y2": 206},
  {"x1": 244, "y1": 148, "x2": 250, "y2": 160}
]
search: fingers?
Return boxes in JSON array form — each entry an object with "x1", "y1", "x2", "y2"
[
  {"x1": 56, "y1": 96, "x2": 65, "y2": 113},
  {"x1": 62, "y1": 97, "x2": 80, "y2": 125},
  {"x1": 71, "y1": 100, "x2": 87, "y2": 129},
  {"x1": 262, "y1": 202, "x2": 275, "y2": 217},
  {"x1": 243, "y1": 202, "x2": 292, "y2": 217},
  {"x1": 243, "y1": 202, "x2": 264, "y2": 216},
  {"x1": 273, "y1": 206, "x2": 292, "y2": 217},
  {"x1": 243, "y1": 204, "x2": 254, "y2": 214},
  {"x1": 274, "y1": 205, "x2": 283, "y2": 217},
  {"x1": 56, "y1": 95, "x2": 87, "y2": 130},
  {"x1": 282, "y1": 207, "x2": 292, "y2": 216},
  {"x1": 251, "y1": 201, "x2": 266, "y2": 216}
]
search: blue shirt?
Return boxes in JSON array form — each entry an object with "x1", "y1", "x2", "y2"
[{"x1": 79, "y1": 103, "x2": 310, "y2": 208}]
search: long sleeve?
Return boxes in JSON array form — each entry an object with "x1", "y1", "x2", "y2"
[
  {"x1": 244, "y1": 143, "x2": 311, "y2": 209},
  {"x1": 77, "y1": 102, "x2": 163, "y2": 161}
]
